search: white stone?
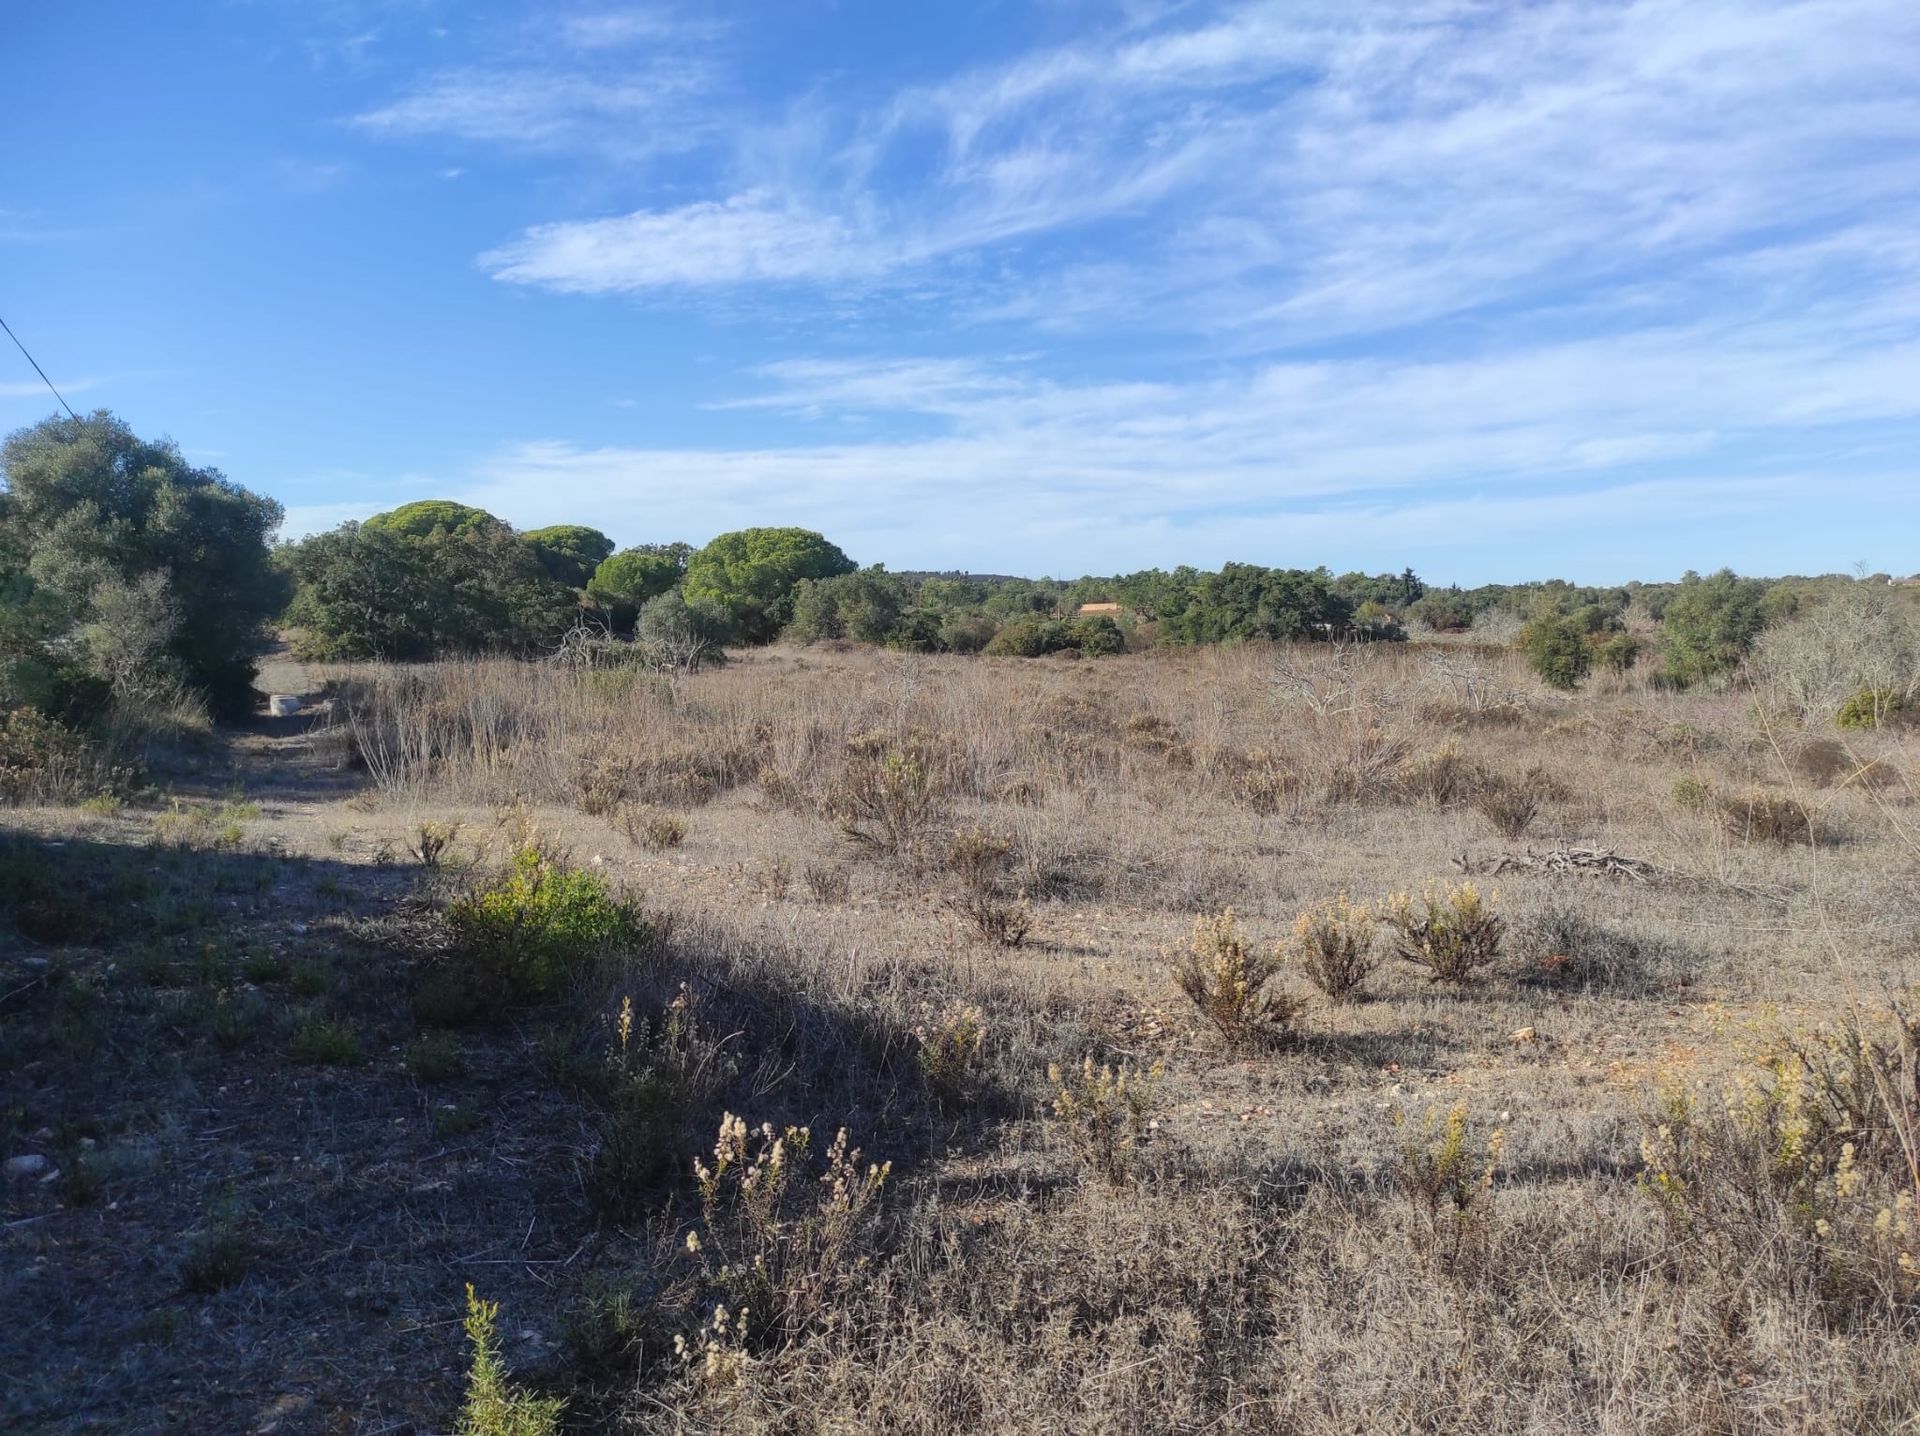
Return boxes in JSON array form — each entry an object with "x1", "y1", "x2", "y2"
[
  {"x1": 6, "y1": 1154, "x2": 50, "y2": 1179},
  {"x1": 268, "y1": 694, "x2": 303, "y2": 717}
]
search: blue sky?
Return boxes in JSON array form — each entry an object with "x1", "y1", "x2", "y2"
[{"x1": 4, "y1": 0, "x2": 1918, "y2": 583}]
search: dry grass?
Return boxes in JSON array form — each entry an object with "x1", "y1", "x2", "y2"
[{"x1": 8, "y1": 640, "x2": 1920, "y2": 1433}]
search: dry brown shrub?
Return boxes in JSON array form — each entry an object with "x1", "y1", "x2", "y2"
[
  {"x1": 617, "y1": 806, "x2": 686, "y2": 851},
  {"x1": 942, "y1": 825, "x2": 1032, "y2": 947},
  {"x1": 1210, "y1": 745, "x2": 1301, "y2": 814},
  {"x1": 1472, "y1": 777, "x2": 1542, "y2": 839},
  {"x1": 1315, "y1": 723, "x2": 1412, "y2": 805},
  {"x1": 1722, "y1": 789, "x2": 1817, "y2": 846},
  {"x1": 1793, "y1": 737, "x2": 1853, "y2": 788},
  {"x1": 1167, "y1": 910, "x2": 1306, "y2": 1047},
  {"x1": 828, "y1": 729, "x2": 959, "y2": 864},
  {"x1": 1292, "y1": 894, "x2": 1378, "y2": 1002},
  {"x1": 1397, "y1": 744, "x2": 1490, "y2": 807},
  {"x1": 1385, "y1": 881, "x2": 1503, "y2": 983},
  {"x1": 1123, "y1": 713, "x2": 1195, "y2": 768},
  {"x1": 802, "y1": 862, "x2": 852, "y2": 904}
]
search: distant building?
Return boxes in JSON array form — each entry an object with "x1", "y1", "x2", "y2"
[
  {"x1": 1891, "y1": 575, "x2": 1920, "y2": 587},
  {"x1": 1076, "y1": 601, "x2": 1123, "y2": 615}
]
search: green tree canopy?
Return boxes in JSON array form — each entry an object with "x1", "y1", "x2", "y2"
[
  {"x1": 0, "y1": 411, "x2": 286, "y2": 719},
  {"x1": 586, "y1": 544, "x2": 688, "y2": 630},
  {"x1": 364, "y1": 500, "x2": 497, "y2": 539},
  {"x1": 1160, "y1": 565, "x2": 1351, "y2": 644},
  {"x1": 682, "y1": 526, "x2": 855, "y2": 643},
  {"x1": 285, "y1": 512, "x2": 578, "y2": 660},
  {"x1": 785, "y1": 569, "x2": 908, "y2": 644},
  {"x1": 1660, "y1": 568, "x2": 1768, "y2": 686},
  {"x1": 523, "y1": 525, "x2": 615, "y2": 590}
]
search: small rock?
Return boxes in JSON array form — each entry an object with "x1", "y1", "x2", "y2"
[
  {"x1": 288, "y1": 923, "x2": 308, "y2": 935},
  {"x1": 6, "y1": 1154, "x2": 51, "y2": 1179}
]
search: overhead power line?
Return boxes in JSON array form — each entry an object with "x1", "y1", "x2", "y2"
[{"x1": 0, "y1": 313, "x2": 80, "y2": 421}]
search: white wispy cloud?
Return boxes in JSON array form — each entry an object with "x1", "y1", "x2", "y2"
[
  {"x1": 480, "y1": 192, "x2": 860, "y2": 288},
  {"x1": 473, "y1": 0, "x2": 1920, "y2": 342},
  {"x1": 332, "y1": 0, "x2": 1920, "y2": 576},
  {"x1": 0, "y1": 377, "x2": 95, "y2": 401},
  {"x1": 404, "y1": 298, "x2": 1920, "y2": 573},
  {"x1": 352, "y1": 67, "x2": 709, "y2": 149}
]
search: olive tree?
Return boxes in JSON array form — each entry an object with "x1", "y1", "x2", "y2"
[{"x1": 0, "y1": 411, "x2": 285, "y2": 719}]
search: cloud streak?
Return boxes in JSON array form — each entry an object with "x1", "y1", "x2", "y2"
[{"x1": 331, "y1": 0, "x2": 1920, "y2": 577}]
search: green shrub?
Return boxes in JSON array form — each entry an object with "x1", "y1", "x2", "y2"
[
  {"x1": 289, "y1": 1014, "x2": 365, "y2": 1065},
  {"x1": 458, "y1": 1285, "x2": 564, "y2": 1436},
  {"x1": 444, "y1": 844, "x2": 649, "y2": 1004},
  {"x1": 1519, "y1": 615, "x2": 1591, "y2": 690},
  {"x1": 0, "y1": 707, "x2": 128, "y2": 805},
  {"x1": 1592, "y1": 631, "x2": 1641, "y2": 673},
  {"x1": 1671, "y1": 774, "x2": 1713, "y2": 810},
  {"x1": 1660, "y1": 568, "x2": 1767, "y2": 686},
  {"x1": 406, "y1": 1032, "x2": 464, "y2": 1082},
  {"x1": 1837, "y1": 687, "x2": 1905, "y2": 730}
]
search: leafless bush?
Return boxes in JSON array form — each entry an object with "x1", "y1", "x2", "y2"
[
  {"x1": 1472, "y1": 776, "x2": 1542, "y2": 838},
  {"x1": 618, "y1": 807, "x2": 687, "y2": 851},
  {"x1": 1750, "y1": 585, "x2": 1920, "y2": 724},
  {"x1": 1397, "y1": 744, "x2": 1490, "y2": 807},
  {"x1": 1315, "y1": 722, "x2": 1412, "y2": 805}
]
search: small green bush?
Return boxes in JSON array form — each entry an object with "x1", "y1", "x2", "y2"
[
  {"x1": 1519, "y1": 616, "x2": 1591, "y2": 691},
  {"x1": 289, "y1": 1014, "x2": 365, "y2": 1065},
  {"x1": 1837, "y1": 687, "x2": 1905, "y2": 731},
  {"x1": 1671, "y1": 774, "x2": 1713, "y2": 810},
  {"x1": 445, "y1": 844, "x2": 649, "y2": 1004},
  {"x1": 407, "y1": 1032, "x2": 464, "y2": 1082},
  {"x1": 458, "y1": 1285, "x2": 564, "y2": 1436}
]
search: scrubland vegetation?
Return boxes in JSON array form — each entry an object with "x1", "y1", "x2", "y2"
[{"x1": 5, "y1": 410, "x2": 1920, "y2": 1433}]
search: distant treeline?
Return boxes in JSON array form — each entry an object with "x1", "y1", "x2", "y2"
[
  {"x1": 2, "y1": 413, "x2": 1914, "y2": 761},
  {"x1": 272, "y1": 491, "x2": 1913, "y2": 701}
]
